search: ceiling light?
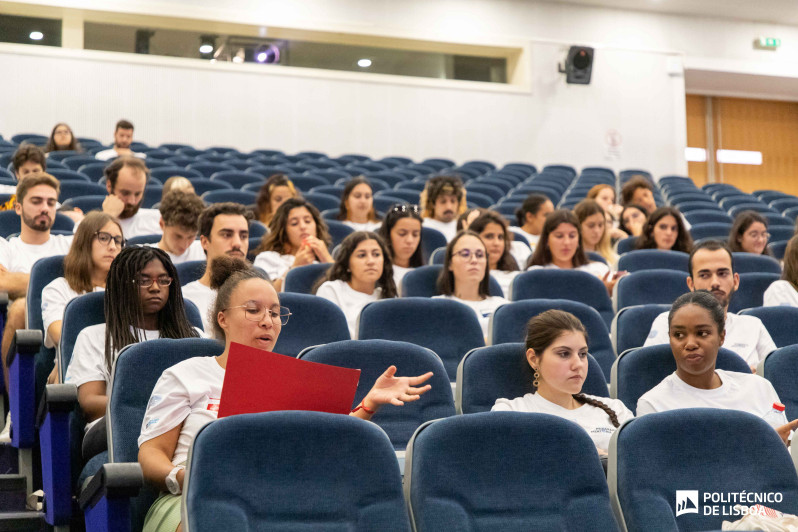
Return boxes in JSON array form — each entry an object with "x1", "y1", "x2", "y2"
[
  {"x1": 254, "y1": 44, "x2": 280, "y2": 64},
  {"x1": 199, "y1": 44, "x2": 213, "y2": 54},
  {"x1": 716, "y1": 149, "x2": 763, "y2": 165},
  {"x1": 29, "y1": 31, "x2": 43, "y2": 40},
  {"x1": 684, "y1": 147, "x2": 707, "y2": 162},
  {"x1": 357, "y1": 58, "x2": 372, "y2": 68},
  {"x1": 199, "y1": 35, "x2": 216, "y2": 58}
]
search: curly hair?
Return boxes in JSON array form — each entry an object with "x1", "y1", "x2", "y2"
[
  {"x1": 313, "y1": 231, "x2": 397, "y2": 298},
  {"x1": 420, "y1": 175, "x2": 466, "y2": 219},
  {"x1": 159, "y1": 190, "x2": 206, "y2": 231}
]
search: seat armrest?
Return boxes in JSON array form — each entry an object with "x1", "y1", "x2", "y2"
[
  {"x1": 37, "y1": 383, "x2": 78, "y2": 526},
  {"x1": 7, "y1": 330, "x2": 42, "y2": 448},
  {"x1": 79, "y1": 463, "x2": 143, "y2": 532}
]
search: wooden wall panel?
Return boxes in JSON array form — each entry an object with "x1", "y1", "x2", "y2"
[{"x1": 685, "y1": 94, "x2": 707, "y2": 187}]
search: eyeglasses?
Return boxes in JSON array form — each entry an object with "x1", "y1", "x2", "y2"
[
  {"x1": 95, "y1": 231, "x2": 125, "y2": 248},
  {"x1": 391, "y1": 204, "x2": 420, "y2": 215},
  {"x1": 224, "y1": 304, "x2": 292, "y2": 325},
  {"x1": 746, "y1": 231, "x2": 770, "y2": 241},
  {"x1": 132, "y1": 276, "x2": 173, "y2": 288},
  {"x1": 453, "y1": 249, "x2": 486, "y2": 260}
]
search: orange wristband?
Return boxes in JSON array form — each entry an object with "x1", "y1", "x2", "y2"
[{"x1": 351, "y1": 400, "x2": 375, "y2": 414}]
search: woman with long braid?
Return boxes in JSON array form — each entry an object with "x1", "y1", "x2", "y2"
[
  {"x1": 492, "y1": 310, "x2": 633, "y2": 454},
  {"x1": 65, "y1": 246, "x2": 201, "y2": 457}
]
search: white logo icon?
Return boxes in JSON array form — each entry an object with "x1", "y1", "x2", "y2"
[{"x1": 676, "y1": 490, "x2": 699, "y2": 516}]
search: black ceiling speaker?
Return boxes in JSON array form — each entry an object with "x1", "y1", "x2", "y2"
[{"x1": 559, "y1": 46, "x2": 594, "y2": 85}]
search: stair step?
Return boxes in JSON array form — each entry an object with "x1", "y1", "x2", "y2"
[
  {"x1": 0, "y1": 443, "x2": 19, "y2": 475},
  {"x1": 0, "y1": 475, "x2": 28, "y2": 512},
  {"x1": 0, "y1": 510, "x2": 47, "y2": 531}
]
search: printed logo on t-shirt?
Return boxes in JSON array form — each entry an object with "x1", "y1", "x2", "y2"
[
  {"x1": 647, "y1": 329, "x2": 658, "y2": 339},
  {"x1": 206, "y1": 397, "x2": 221, "y2": 412},
  {"x1": 147, "y1": 394, "x2": 163, "y2": 408},
  {"x1": 731, "y1": 343, "x2": 747, "y2": 349},
  {"x1": 145, "y1": 417, "x2": 159, "y2": 429}
]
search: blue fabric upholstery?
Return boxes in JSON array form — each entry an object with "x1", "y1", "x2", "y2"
[
  {"x1": 283, "y1": 263, "x2": 332, "y2": 294},
  {"x1": 208, "y1": 171, "x2": 264, "y2": 189},
  {"x1": 612, "y1": 344, "x2": 751, "y2": 413},
  {"x1": 47, "y1": 168, "x2": 91, "y2": 182},
  {"x1": 615, "y1": 269, "x2": 689, "y2": 311},
  {"x1": 186, "y1": 162, "x2": 235, "y2": 177},
  {"x1": 61, "y1": 155, "x2": 99, "y2": 171},
  {"x1": 420, "y1": 227, "x2": 446, "y2": 264},
  {"x1": 58, "y1": 181, "x2": 107, "y2": 201},
  {"x1": 61, "y1": 195, "x2": 105, "y2": 214},
  {"x1": 358, "y1": 298, "x2": 484, "y2": 381},
  {"x1": 401, "y1": 264, "x2": 503, "y2": 298},
  {"x1": 150, "y1": 167, "x2": 202, "y2": 181},
  {"x1": 299, "y1": 339, "x2": 454, "y2": 449},
  {"x1": 689, "y1": 222, "x2": 733, "y2": 240},
  {"x1": 490, "y1": 299, "x2": 615, "y2": 378},
  {"x1": 761, "y1": 345, "x2": 798, "y2": 421},
  {"x1": 325, "y1": 219, "x2": 355, "y2": 247},
  {"x1": 510, "y1": 270, "x2": 614, "y2": 328},
  {"x1": 109, "y1": 338, "x2": 223, "y2": 532},
  {"x1": 176, "y1": 260, "x2": 206, "y2": 286},
  {"x1": 732, "y1": 252, "x2": 782, "y2": 274},
  {"x1": 457, "y1": 343, "x2": 608, "y2": 414},
  {"x1": 616, "y1": 236, "x2": 638, "y2": 255},
  {"x1": 617, "y1": 250, "x2": 689, "y2": 273},
  {"x1": 201, "y1": 189, "x2": 257, "y2": 205},
  {"x1": 303, "y1": 192, "x2": 340, "y2": 212},
  {"x1": 611, "y1": 409, "x2": 798, "y2": 532},
  {"x1": 126, "y1": 234, "x2": 161, "y2": 246},
  {"x1": 274, "y1": 293, "x2": 351, "y2": 354},
  {"x1": 27, "y1": 255, "x2": 64, "y2": 405},
  {"x1": 684, "y1": 210, "x2": 732, "y2": 225},
  {"x1": 729, "y1": 272, "x2": 780, "y2": 313},
  {"x1": 0, "y1": 210, "x2": 75, "y2": 238},
  {"x1": 59, "y1": 292, "x2": 106, "y2": 382},
  {"x1": 184, "y1": 411, "x2": 410, "y2": 532},
  {"x1": 740, "y1": 306, "x2": 798, "y2": 348},
  {"x1": 407, "y1": 412, "x2": 618, "y2": 532},
  {"x1": 611, "y1": 304, "x2": 670, "y2": 355}
]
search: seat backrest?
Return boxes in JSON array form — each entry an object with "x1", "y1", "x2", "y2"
[
  {"x1": 689, "y1": 222, "x2": 733, "y2": 240},
  {"x1": 27, "y1": 255, "x2": 66, "y2": 404},
  {"x1": 489, "y1": 299, "x2": 615, "y2": 378},
  {"x1": 401, "y1": 264, "x2": 503, "y2": 298},
  {"x1": 684, "y1": 210, "x2": 732, "y2": 225},
  {"x1": 299, "y1": 339, "x2": 454, "y2": 449},
  {"x1": 201, "y1": 190, "x2": 257, "y2": 205},
  {"x1": 176, "y1": 260, "x2": 207, "y2": 286},
  {"x1": 761, "y1": 345, "x2": 798, "y2": 421},
  {"x1": 325, "y1": 219, "x2": 355, "y2": 247},
  {"x1": 420, "y1": 226, "x2": 446, "y2": 264},
  {"x1": 108, "y1": 338, "x2": 223, "y2": 532},
  {"x1": 283, "y1": 263, "x2": 332, "y2": 294},
  {"x1": 615, "y1": 236, "x2": 638, "y2": 255},
  {"x1": 58, "y1": 181, "x2": 107, "y2": 201},
  {"x1": 732, "y1": 252, "x2": 782, "y2": 274},
  {"x1": 611, "y1": 344, "x2": 752, "y2": 413},
  {"x1": 742, "y1": 306, "x2": 798, "y2": 349},
  {"x1": 457, "y1": 343, "x2": 608, "y2": 414},
  {"x1": 729, "y1": 272, "x2": 781, "y2": 313},
  {"x1": 358, "y1": 298, "x2": 485, "y2": 380},
  {"x1": 127, "y1": 234, "x2": 161, "y2": 246},
  {"x1": 184, "y1": 411, "x2": 410, "y2": 532},
  {"x1": 609, "y1": 409, "x2": 798, "y2": 532},
  {"x1": 407, "y1": 412, "x2": 618, "y2": 532},
  {"x1": 610, "y1": 304, "x2": 670, "y2": 355},
  {"x1": 274, "y1": 293, "x2": 351, "y2": 355},
  {"x1": 510, "y1": 270, "x2": 614, "y2": 328},
  {"x1": 617, "y1": 250, "x2": 689, "y2": 273},
  {"x1": 58, "y1": 292, "x2": 106, "y2": 382},
  {"x1": 615, "y1": 269, "x2": 689, "y2": 311}
]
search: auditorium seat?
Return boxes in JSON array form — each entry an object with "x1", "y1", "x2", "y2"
[
  {"x1": 617, "y1": 250, "x2": 689, "y2": 273},
  {"x1": 283, "y1": 263, "x2": 332, "y2": 294},
  {"x1": 201, "y1": 189, "x2": 257, "y2": 205},
  {"x1": 729, "y1": 272, "x2": 780, "y2": 313},
  {"x1": 614, "y1": 269, "x2": 688, "y2": 312},
  {"x1": 731, "y1": 252, "x2": 781, "y2": 274},
  {"x1": 610, "y1": 304, "x2": 670, "y2": 356},
  {"x1": 401, "y1": 264, "x2": 503, "y2": 298},
  {"x1": 208, "y1": 171, "x2": 264, "y2": 189}
]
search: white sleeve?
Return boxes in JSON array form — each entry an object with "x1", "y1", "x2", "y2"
[
  {"x1": 635, "y1": 396, "x2": 656, "y2": 416},
  {"x1": 763, "y1": 281, "x2": 794, "y2": 307},
  {"x1": 755, "y1": 321, "x2": 778, "y2": 363},
  {"x1": 253, "y1": 252, "x2": 290, "y2": 280},
  {"x1": 642, "y1": 312, "x2": 669, "y2": 347},
  {"x1": 138, "y1": 368, "x2": 191, "y2": 447},
  {"x1": 41, "y1": 279, "x2": 75, "y2": 347},
  {"x1": 0, "y1": 241, "x2": 11, "y2": 269},
  {"x1": 491, "y1": 398, "x2": 515, "y2": 412},
  {"x1": 63, "y1": 327, "x2": 108, "y2": 387},
  {"x1": 315, "y1": 282, "x2": 340, "y2": 305}
]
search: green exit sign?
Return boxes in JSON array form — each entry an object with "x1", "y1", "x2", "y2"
[{"x1": 755, "y1": 37, "x2": 781, "y2": 50}]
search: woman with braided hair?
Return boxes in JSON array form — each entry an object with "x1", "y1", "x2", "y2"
[{"x1": 492, "y1": 309, "x2": 633, "y2": 454}]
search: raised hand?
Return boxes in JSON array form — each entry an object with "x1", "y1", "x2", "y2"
[{"x1": 358, "y1": 366, "x2": 433, "y2": 415}]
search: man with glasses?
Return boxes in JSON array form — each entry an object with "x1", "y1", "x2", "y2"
[
  {"x1": 183, "y1": 203, "x2": 253, "y2": 332},
  {"x1": 643, "y1": 240, "x2": 775, "y2": 371},
  {"x1": 420, "y1": 175, "x2": 467, "y2": 242},
  {"x1": 102, "y1": 156, "x2": 161, "y2": 238}
]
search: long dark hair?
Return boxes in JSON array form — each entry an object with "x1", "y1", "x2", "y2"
[
  {"x1": 313, "y1": 232, "x2": 397, "y2": 298},
  {"x1": 526, "y1": 210, "x2": 589, "y2": 269},
  {"x1": 728, "y1": 210, "x2": 772, "y2": 256},
  {"x1": 377, "y1": 204, "x2": 424, "y2": 268},
  {"x1": 619, "y1": 204, "x2": 647, "y2": 235},
  {"x1": 636, "y1": 206, "x2": 692, "y2": 252},
  {"x1": 255, "y1": 198, "x2": 332, "y2": 255},
  {"x1": 525, "y1": 310, "x2": 620, "y2": 427},
  {"x1": 103, "y1": 247, "x2": 199, "y2": 372},
  {"x1": 468, "y1": 211, "x2": 519, "y2": 271},
  {"x1": 337, "y1": 177, "x2": 379, "y2": 222},
  {"x1": 437, "y1": 230, "x2": 490, "y2": 298},
  {"x1": 44, "y1": 122, "x2": 82, "y2": 153}
]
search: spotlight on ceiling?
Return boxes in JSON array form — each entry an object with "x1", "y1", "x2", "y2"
[
  {"x1": 254, "y1": 44, "x2": 280, "y2": 64},
  {"x1": 199, "y1": 35, "x2": 216, "y2": 58},
  {"x1": 29, "y1": 31, "x2": 43, "y2": 41},
  {"x1": 357, "y1": 58, "x2": 372, "y2": 68}
]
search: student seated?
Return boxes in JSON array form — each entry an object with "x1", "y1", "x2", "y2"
[
  {"x1": 151, "y1": 191, "x2": 206, "y2": 264},
  {"x1": 44, "y1": 122, "x2": 83, "y2": 153},
  {"x1": 644, "y1": 240, "x2": 776, "y2": 370},
  {"x1": 468, "y1": 211, "x2": 521, "y2": 296},
  {"x1": 574, "y1": 199, "x2": 618, "y2": 266},
  {"x1": 433, "y1": 231, "x2": 508, "y2": 340},
  {"x1": 619, "y1": 204, "x2": 647, "y2": 238},
  {"x1": 314, "y1": 232, "x2": 397, "y2": 338},
  {"x1": 420, "y1": 175, "x2": 467, "y2": 242},
  {"x1": 510, "y1": 193, "x2": 553, "y2": 251},
  {"x1": 587, "y1": 183, "x2": 627, "y2": 240},
  {"x1": 337, "y1": 177, "x2": 381, "y2": 232},
  {"x1": 252, "y1": 198, "x2": 333, "y2": 291},
  {"x1": 728, "y1": 210, "x2": 773, "y2": 256},
  {"x1": 637, "y1": 291, "x2": 797, "y2": 445},
  {"x1": 635, "y1": 206, "x2": 693, "y2": 253},
  {"x1": 137, "y1": 258, "x2": 433, "y2": 532},
  {"x1": 764, "y1": 234, "x2": 798, "y2": 307},
  {"x1": 377, "y1": 203, "x2": 423, "y2": 292},
  {"x1": 254, "y1": 173, "x2": 299, "y2": 226},
  {"x1": 493, "y1": 310, "x2": 633, "y2": 454}
]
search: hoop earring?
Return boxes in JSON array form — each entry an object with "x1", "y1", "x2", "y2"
[{"x1": 533, "y1": 368, "x2": 540, "y2": 388}]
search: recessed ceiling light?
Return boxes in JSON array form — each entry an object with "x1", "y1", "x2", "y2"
[
  {"x1": 357, "y1": 58, "x2": 372, "y2": 68},
  {"x1": 29, "y1": 31, "x2": 43, "y2": 40},
  {"x1": 199, "y1": 44, "x2": 213, "y2": 54}
]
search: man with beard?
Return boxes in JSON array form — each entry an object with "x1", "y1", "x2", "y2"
[
  {"x1": 0, "y1": 173, "x2": 72, "y2": 391},
  {"x1": 644, "y1": 240, "x2": 775, "y2": 371},
  {"x1": 95, "y1": 119, "x2": 147, "y2": 161},
  {"x1": 182, "y1": 203, "x2": 253, "y2": 332},
  {"x1": 420, "y1": 175, "x2": 467, "y2": 242},
  {"x1": 102, "y1": 156, "x2": 161, "y2": 238}
]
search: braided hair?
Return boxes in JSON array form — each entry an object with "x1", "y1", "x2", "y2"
[
  {"x1": 525, "y1": 309, "x2": 621, "y2": 427},
  {"x1": 103, "y1": 247, "x2": 199, "y2": 373}
]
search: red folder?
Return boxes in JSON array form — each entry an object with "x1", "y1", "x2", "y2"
[{"x1": 217, "y1": 342, "x2": 361, "y2": 418}]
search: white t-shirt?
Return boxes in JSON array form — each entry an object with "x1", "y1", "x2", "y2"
[
  {"x1": 253, "y1": 251, "x2": 296, "y2": 282},
  {"x1": 342, "y1": 220, "x2": 381, "y2": 232},
  {"x1": 492, "y1": 393, "x2": 634, "y2": 451},
  {"x1": 0, "y1": 234, "x2": 72, "y2": 274},
  {"x1": 526, "y1": 261, "x2": 610, "y2": 280},
  {"x1": 117, "y1": 209, "x2": 162, "y2": 239},
  {"x1": 433, "y1": 294, "x2": 508, "y2": 339},
  {"x1": 509, "y1": 241, "x2": 531, "y2": 270},
  {"x1": 315, "y1": 279, "x2": 381, "y2": 339},
  {"x1": 509, "y1": 227, "x2": 541, "y2": 251},
  {"x1": 644, "y1": 311, "x2": 776, "y2": 367},
  {"x1": 138, "y1": 356, "x2": 225, "y2": 466},
  {"x1": 392, "y1": 265, "x2": 414, "y2": 294},
  {"x1": 41, "y1": 277, "x2": 104, "y2": 348},
  {"x1": 94, "y1": 149, "x2": 146, "y2": 161},
  {"x1": 491, "y1": 270, "x2": 521, "y2": 298},
  {"x1": 764, "y1": 280, "x2": 798, "y2": 308},
  {"x1": 637, "y1": 369, "x2": 787, "y2": 428},
  {"x1": 145, "y1": 240, "x2": 205, "y2": 265},
  {"x1": 422, "y1": 218, "x2": 458, "y2": 242},
  {"x1": 182, "y1": 280, "x2": 215, "y2": 333}
]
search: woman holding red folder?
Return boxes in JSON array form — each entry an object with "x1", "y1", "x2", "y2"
[{"x1": 138, "y1": 257, "x2": 433, "y2": 532}]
